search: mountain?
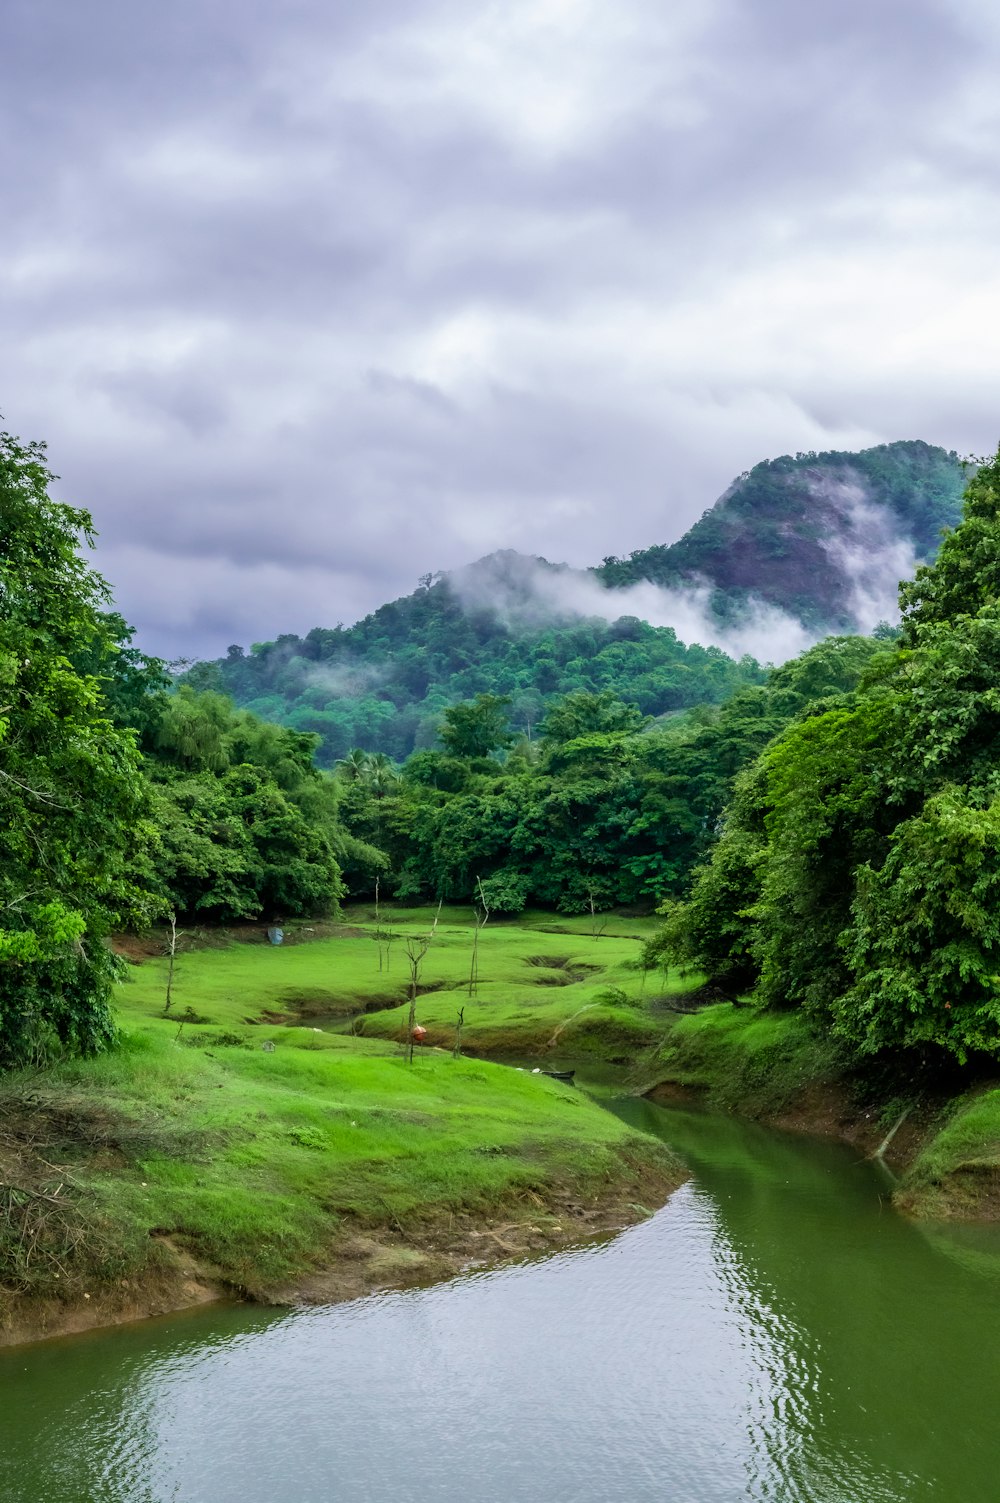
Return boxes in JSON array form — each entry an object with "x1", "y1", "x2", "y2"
[
  {"x1": 183, "y1": 440, "x2": 966, "y2": 763},
  {"x1": 598, "y1": 440, "x2": 965, "y2": 630},
  {"x1": 183, "y1": 564, "x2": 763, "y2": 766}
]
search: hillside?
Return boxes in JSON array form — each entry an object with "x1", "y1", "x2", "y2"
[
  {"x1": 598, "y1": 440, "x2": 965, "y2": 629},
  {"x1": 183, "y1": 573, "x2": 763, "y2": 765},
  {"x1": 184, "y1": 440, "x2": 965, "y2": 762}
]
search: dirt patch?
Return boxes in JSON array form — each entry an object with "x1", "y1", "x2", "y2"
[
  {"x1": 522, "y1": 957, "x2": 600, "y2": 985},
  {"x1": 895, "y1": 1165, "x2": 1000, "y2": 1221},
  {"x1": 0, "y1": 1267, "x2": 225, "y2": 1349},
  {"x1": 648, "y1": 985, "x2": 734, "y2": 1014},
  {"x1": 281, "y1": 990, "x2": 402, "y2": 1020}
]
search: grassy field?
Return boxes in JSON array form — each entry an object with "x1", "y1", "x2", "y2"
[
  {"x1": 120, "y1": 905, "x2": 693, "y2": 1060},
  {"x1": 1, "y1": 908, "x2": 689, "y2": 1341}
]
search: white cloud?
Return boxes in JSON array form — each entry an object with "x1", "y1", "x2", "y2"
[{"x1": 0, "y1": 0, "x2": 995, "y2": 659}]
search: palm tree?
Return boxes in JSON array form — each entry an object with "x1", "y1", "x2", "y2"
[
  {"x1": 366, "y1": 752, "x2": 401, "y2": 799},
  {"x1": 336, "y1": 748, "x2": 371, "y2": 782}
]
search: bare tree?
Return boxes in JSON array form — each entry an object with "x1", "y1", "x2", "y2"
[
  {"x1": 587, "y1": 886, "x2": 608, "y2": 940},
  {"x1": 468, "y1": 878, "x2": 491, "y2": 998},
  {"x1": 164, "y1": 912, "x2": 182, "y2": 1014},
  {"x1": 404, "y1": 936, "x2": 429, "y2": 1064},
  {"x1": 404, "y1": 900, "x2": 442, "y2": 1063},
  {"x1": 373, "y1": 877, "x2": 394, "y2": 973}
]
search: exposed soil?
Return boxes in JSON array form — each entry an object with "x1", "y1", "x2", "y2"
[
  {"x1": 258, "y1": 1148, "x2": 684, "y2": 1306},
  {"x1": 522, "y1": 956, "x2": 600, "y2": 986},
  {"x1": 1, "y1": 1148, "x2": 685, "y2": 1348},
  {"x1": 647, "y1": 984, "x2": 734, "y2": 1015},
  {"x1": 0, "y1": 1266, "x2": 224, "y2": 1348},
  {"x1": 111, "y1": 922, "x2": 369, "y2": 964},
  {"x1": 894, "y1": 1165, "x2": 1000, "y2": 1221}
]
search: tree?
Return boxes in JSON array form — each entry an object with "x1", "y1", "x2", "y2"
[
  {"x1": 540, "y1": 690, "x2": 645, "y2": 745},
  {"x1": 439, "y1": 694, "x2": 513, "y2": 760},
  {"x1": 0, "y1": 429, "x2": 149, "y2": 1066},
  {"x1": 840, "y1": 790, "x2": 1000, "y2": 1060},
  {"x1": 898, "y1": 451, "x2": 990, "y2": 636}
]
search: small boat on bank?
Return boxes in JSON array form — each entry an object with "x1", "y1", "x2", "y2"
[{"x1": 540, "y1": 1069, "x2": 575, "y2": 1084}]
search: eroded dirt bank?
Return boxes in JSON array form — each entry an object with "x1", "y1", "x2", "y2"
[{"x1": 1, "y1": 1147, "x2": 683, "y2": 1348}]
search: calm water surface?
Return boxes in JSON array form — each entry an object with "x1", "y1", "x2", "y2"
[{"x1": 3, "y1": 1100, "x2": 1000, "y2": 1503}]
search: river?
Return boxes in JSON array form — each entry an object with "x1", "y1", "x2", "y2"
[{"x1": 3, "y1": 1098, "x2": 1000, "y2": 1502}]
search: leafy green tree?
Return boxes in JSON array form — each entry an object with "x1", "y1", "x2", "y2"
[
  {"x1": 540, "y1": 690, "x2": 645, "y2": 745},
  {"x1": 898, "y1": 451, "x2": 993, "y2": 636},
  {"x1": 476, "y1": 870, "x2": 530, "y2": 914},
  {"x1": 439, "y1": 694, "x2": 513, "y2": 760},
  {"x1": 840, "y1": 790, "x2": 1000, "y2": 1060},
  {"x1": 71, "y1": 610, "x2": 170, "y2": 745},
  {"x1": 653, "y1": 447, "x2": 1000, "y2": 1065},
  {"x1": 0, "y1": 430, "x2": 149, "y2": 1066}
]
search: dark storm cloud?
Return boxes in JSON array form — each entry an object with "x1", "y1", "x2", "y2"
[{"x1": 2, "y1": 0, "x2": 997, "y2": 656}]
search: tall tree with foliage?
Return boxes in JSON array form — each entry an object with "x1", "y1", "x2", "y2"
[
  {"x1": 656, "y1": 447, "x2": 1000, "y2": 1064},
  {"x1": 0, "y1": 431, "x2": 148, "y2": 1066}
]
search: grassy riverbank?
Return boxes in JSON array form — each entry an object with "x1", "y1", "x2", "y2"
[
  {"x1": 1, "y1": 909, "x2": 687, "y2": 1344},
  {"x1": 647, "y1": 1001, "x2": 1000, "y2": 1218},
  {"x1": 115, "y1": 908, "x2": 1000, "y2": 1225},
  {"x1": 15, "y1": 902, "x2": 1000, "y2": 1348}
]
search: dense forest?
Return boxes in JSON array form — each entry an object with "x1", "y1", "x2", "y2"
[
  {"x1": 649, "y1": 446, "x2": 1000, "y2": 1064},
  {"x1": 185, "y1": 440, "x2": 964, "y2": 764},
  {"x1": 4, "y1": 419, "x2": 999, "y2": 1081},
  {"x1": 183, "y1": 578, "x2": 763, "y2": 766}
]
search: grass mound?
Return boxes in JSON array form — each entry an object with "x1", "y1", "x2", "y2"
[
  {"x1": 653, "y1": 1004, "x2": 844, "y2": 1116},
  {"x1": 898, "y1": 1089, "x2": 1000, "y2": 1219}
]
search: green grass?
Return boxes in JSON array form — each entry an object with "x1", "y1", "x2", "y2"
[
  {"x1": 121, "y1": 906, "x2": 689, "y2": 1059},
  {"x1": 1, "y1": 1023, "x2": 669, "y2": 1310},
  {"x1": 71, "y1": 1030, "x2": 650, "y2": 1280},
  {"x1": 653, "y1": 1003, "x2": 843, "y2": 1115},
  {"x1": 2, "y1": 909, "x2": 689, "y2": 1322},
  {"x1": 899, "y1": 1088, "x2": 1000, "y2": 1217}
]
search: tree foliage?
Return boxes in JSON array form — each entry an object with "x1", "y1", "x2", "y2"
[
  {"x1": 0, "y1": 431, "x2": 148, "y2": 1065},
  {"x1": 183, "y1": 575, "x2": 764, "y2": 765},
  {"x1": 656, "y1": 448, "x2": 1000, "y2": 1064}
]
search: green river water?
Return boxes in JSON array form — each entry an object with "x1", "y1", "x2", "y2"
[{"x1": 3, "y1": 1099, "x2": 1000, "y2": 1503}]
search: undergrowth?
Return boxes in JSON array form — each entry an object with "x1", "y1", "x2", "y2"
[{"x1": 656, "y1": 1004, "x2": 844, "y2": 1116}]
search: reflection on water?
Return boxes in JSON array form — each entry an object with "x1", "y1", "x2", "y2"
[{"x1": 4, "y1": 1100, "x2": 1000, "y2": 1502}]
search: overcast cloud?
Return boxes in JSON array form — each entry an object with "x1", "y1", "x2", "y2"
[{"x1": 3, "y1": 0, "x2": 999, "y2": 657}]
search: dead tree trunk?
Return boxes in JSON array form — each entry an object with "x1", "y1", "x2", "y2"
[{"x1": 164, "y1": 912, "x2": 180, "y2": 1014}]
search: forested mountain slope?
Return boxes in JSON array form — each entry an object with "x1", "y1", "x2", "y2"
[
  {"x1": 185, "y1": 440, "x2": 964, "y2": 763},
  {"x1": 599, "y1": 440, "x2": 965, "y2": 628},
  {"x1": 185, "y1": 582, "x2": 763, "y2": 765}
]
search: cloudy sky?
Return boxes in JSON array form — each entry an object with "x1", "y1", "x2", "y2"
[{"x1": 3, "y1": 0, "x2": 999, "y2": 659}]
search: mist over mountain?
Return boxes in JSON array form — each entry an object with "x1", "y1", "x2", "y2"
[
  {"x1": 598, "y1": 439, "x2": 964, "y2": 629},
  {"x1": 184, "y1": 440, "x2": 966, "y2": 762}
]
